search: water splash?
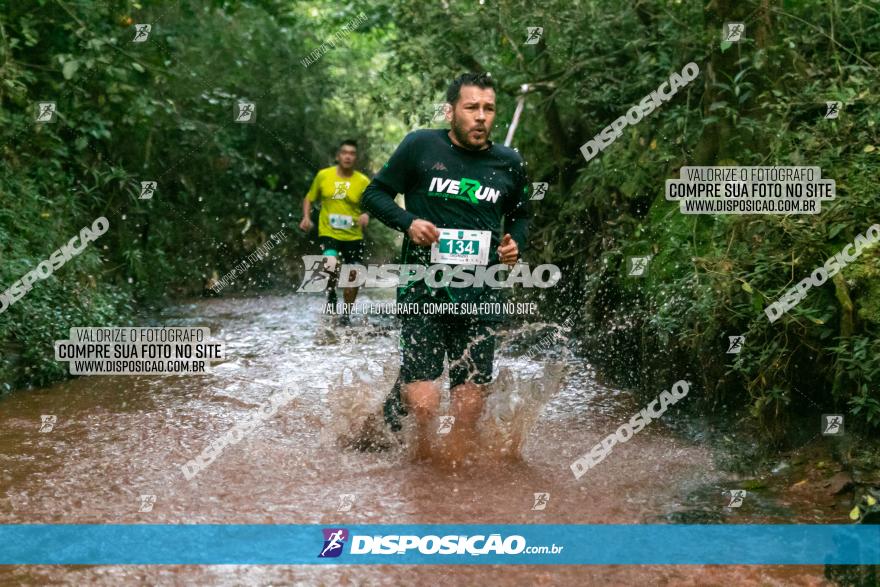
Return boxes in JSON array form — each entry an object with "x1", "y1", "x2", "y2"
[
  {"x1": 323, "y1": 355, "x2": 567, "y2": 462},
  {"x1": 481, "y1": 362, "x2": 567, "y2": 459},
  {"x1": 324, "y1": 359, "x2": 401, "y2": 452}
]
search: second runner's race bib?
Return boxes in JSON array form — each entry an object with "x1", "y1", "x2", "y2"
[
  {"x1": 329, "y1": 214, "x2": 354, "y2": 229},
  {"x1": 430, "y1": 228, "x2": 491, "y2": 266}
]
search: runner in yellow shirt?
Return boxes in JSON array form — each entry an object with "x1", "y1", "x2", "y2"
[{"x1": 299, "y1": 140, "x2": 371, "y2": 320}]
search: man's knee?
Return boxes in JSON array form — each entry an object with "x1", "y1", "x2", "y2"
[
  {"x1": 404, "y1": 380, "x2": 440, "y2": 416},
  {"x1": 451, "y1": 382, "x2": 484, "y2": 423},
  {"x1": 326, "y1": 268, "x2": 340, "y2": 286},
  {"x1": 322, "y1": 254, "x2": 339, "y2": 273}
]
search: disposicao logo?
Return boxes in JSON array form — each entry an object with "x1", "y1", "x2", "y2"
[
  {"x1": 318, "y1": 528, "x2": 349, "y2": 558},
  {"x1": 317, "y1": 530, "x2": 564, "y2": 557},
  {"x1": 296, "y1": 256, "x2": 561, "y2": 293}
]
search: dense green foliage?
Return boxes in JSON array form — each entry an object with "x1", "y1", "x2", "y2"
[
  {"x1": 379, "y1": 0, "x2": 880, "y2": 439},
  {"x1": 0, "y1": 0, "x2": 396, "y2": 389},
  {"x1": 1, "y1": 0, "x2": 878, "y2": 441}
]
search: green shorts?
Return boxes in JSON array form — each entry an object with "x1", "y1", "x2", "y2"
[{"x1": 399, "y1": 314, "x2": 496, "y2": 387}]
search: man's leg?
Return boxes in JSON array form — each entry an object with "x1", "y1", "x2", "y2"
[
  {"x1": 340, "y1": 239, "x2": 365, "y2": 313},
  {"x1": 342, "y1": 282, "x2": 358, "y2": 306},
  {"x1": 404, "y1": 380, "x2": 440, "y2": 460},
  {"x1": 400, "y1": 314, "x2": 445, "y2": 460},
  {"x1": 450, "y1": 382, "x2": 485, "y2": 431},
  {"x1": 446, "y1": 381, "x2": 484, "y2": 463},
  {"x1": 319, "y1": 238, "x2": 340, "y2": 314},
  {"x1": 382, "y1": 374, "x2": 407, "y2": 432},
  {"x1": 326, "y1": 267, "x2": 339, "y2": 313},
  {"x1": 444, "y1": 320, "x2": 496, "y2": 463},
  {"x1": 337, "y1": 267, "x2": 354, "y2": 324},
  {"x1": 341, "y1": 268, "x2": 358, "y2": 318}
]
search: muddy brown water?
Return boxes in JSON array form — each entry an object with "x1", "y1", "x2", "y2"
[{"x1": 0, "y1": 293, "x2": 841, "y2": 585}]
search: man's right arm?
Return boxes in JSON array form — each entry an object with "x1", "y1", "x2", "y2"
[
  {"x1": 300, "y1": 171, "x2": 321, "y2": 231},
  {"x1": 361, "y1": 180, "x2": 416, "y2": 233},
  {"x1": 362, "y1": 132, "x2": 440, "y2": 245},
  {"x1": 362, "y1": 181, "x2": 439, "y2": 245},
  {"x1": 361, "y1": 133, "x2": 419, "y2": 233}
]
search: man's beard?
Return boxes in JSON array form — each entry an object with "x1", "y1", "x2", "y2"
[{"x1": 450, "y1": 114, "x2": 490, "y2": 150}]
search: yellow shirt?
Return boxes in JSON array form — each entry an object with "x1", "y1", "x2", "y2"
[{"x1": 306, "y1": 166, "x2": 371, "y2": 241}]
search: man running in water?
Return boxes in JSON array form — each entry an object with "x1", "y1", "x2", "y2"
[
  {"x1": 362, "y1": 72, "x2": 530, "y2": 463},
  {"x1": 299, "y1": 140, "x2": 371, "y2": 320}
]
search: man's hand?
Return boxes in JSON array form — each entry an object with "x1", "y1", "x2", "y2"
[
  {"x1": 357, "y1": 213, "x2": 369, "y2": 228},
  {"x1": 497, "y1": 233, "x2": 519, "y2": 266},
  {"x1": 299, "y1": 217, "x2": 313, "y2": 232},
  {"x1": 407, "y1": 219, "x2": 440, "y2": 246}
]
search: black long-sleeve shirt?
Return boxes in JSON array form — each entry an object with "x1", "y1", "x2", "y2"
[
  {"x1": 363, "y1": 129, "x2": 530, "y2": 253},
  {"x1": 362, "y1": 129, "x2": 532, "y2": 320}
]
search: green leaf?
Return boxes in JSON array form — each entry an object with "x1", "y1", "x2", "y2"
[
  {"x1": 132, "y1": 62, "x2": 145, "y2": 73},
  {"x1": 62, "y1": 60, "x2": 79, "y2": 79},
  {"x1": 720, "y1": 40, "x2": 732, "y2": 53},
  {"x1": 751, "y1": 294, "x2": 763, "y2": 313},
  {"x1": 829, "y1": 223, "x2": 846, "y2": 238},
  {"x1": 621, "y1": 179, "x2": 639, "y2": 198}
]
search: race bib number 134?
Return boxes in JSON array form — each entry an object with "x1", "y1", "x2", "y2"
[{"x1": 430, "y1": 228, "x2": 491, "y2": 266}]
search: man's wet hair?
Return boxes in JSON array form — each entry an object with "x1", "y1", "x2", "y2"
[
  {"x1": 446, "y1": 72, "x2": 495, "y2": 105},
  {"x1": 338, "y1": 139, "x2": 358, "y2": 151}
]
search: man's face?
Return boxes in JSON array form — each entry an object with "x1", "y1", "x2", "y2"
[
  {"x1": 447, "y1": 85, "x2": 496, "y2": 150},
  {"x1": 337, "y1": 145, "x2": 357, "y2": 169}
]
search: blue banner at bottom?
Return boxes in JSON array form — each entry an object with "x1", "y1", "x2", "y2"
[{"x1": 0, "y1": 524, "x2": 877, "y2": 565}]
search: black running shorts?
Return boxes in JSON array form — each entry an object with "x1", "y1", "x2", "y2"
[
  {"x1": 399, "y1": 313, "x2": 496, "y2": 387},
  {"x1": 319, "y1": 236, "x2": 365, "y2": 265}
]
